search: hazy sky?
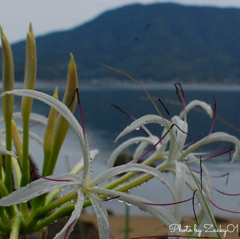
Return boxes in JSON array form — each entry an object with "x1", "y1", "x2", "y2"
[{"x1": 1, "y1": 0, "x2": 240, "y2": 45}]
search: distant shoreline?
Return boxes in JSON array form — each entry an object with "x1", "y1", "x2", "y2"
[{"x1": 1, "y1": 80, "x2": 240, "y2": 92}]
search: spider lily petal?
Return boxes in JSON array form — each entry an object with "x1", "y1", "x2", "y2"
[
  {"x1": 12, "y1": 112, "x2": 48, "y2": 125},
  {"x1": 166, "y1": 116, "x2": 188, "y2": 164},
  {"x1": 1, "y1": 127, "x2": 44, "y2": 147},
  {"x1": 172, "y1": 161, "x2": 185, "y2": 223},
  {"x1": 115, "y1": 114, "x2": 171, "y2": 142},
  {"x1": 54, "y1": 191, "x2": 84, "y2": 239},
  {"x1": 45, "y1": 150, "x2": 99, "y2": 207},
  {"x1": 92, "y1": 187, "x2": 180, "y2": 228},
  {"x1": 133, "y1": 135, "x2": 160, "y2": 158},
  {"x1": 107, "y1": 136, "x2": 159, "y2": 168},
  {"x1": 184, "y1": 176, "x2": 216, "y2": 235},
  {"x1": 179, "y1": 100, "x2": 213, "y2": 119},
  {"x1": 180, "y1": 132, "x2": 240, "y2": 163},
  {"x1": 70, "y1": 149, "x2": 99, "y2": 174},
  {"x1": 0, "y1": 146, "x2": 17, "y2": 158},
  {"x1": 0, "y1": 89, "x2": 90, "y2": 181},
  {"x1": 0, "y1": 173, "x2": 82, "y2": 206},
  {"x1": 87, "y1": 192, "x2": 111, "y2": 239},
  {"x1": 17, "y1": 128, "x2": 43, "y2": 146}
]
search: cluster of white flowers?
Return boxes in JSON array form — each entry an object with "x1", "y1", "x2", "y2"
[{"x1": 0, "y1": 88, "x2": 239, "y2": 239}]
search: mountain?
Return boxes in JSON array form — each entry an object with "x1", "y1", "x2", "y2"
[{"x1": 2, "y1": 3, "x2": 240, "y2": 83}]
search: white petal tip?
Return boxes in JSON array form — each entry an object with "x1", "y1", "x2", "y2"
[{"x1": 0, "y1": 146, "x2": 17, "y2": 158}]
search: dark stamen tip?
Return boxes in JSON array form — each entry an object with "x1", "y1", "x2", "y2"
[
  {"x1": 174, "y1": 83, "x2": 185, "y2": 102},
  {"x1": 200, "y1": 156, "x2": 203, "y2": 191},
  {"x1": 192, "y1": 189, "x2": 198, "y2": 225},
  {"x1": 158, "y1": 98, "x2": 172, "y2": 122},
  {"x1": 111, "y1": 102, "x2": 150, "y2": 136}
]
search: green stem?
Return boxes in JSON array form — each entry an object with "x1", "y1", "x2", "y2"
[
  {"x1": 26, "y1": 189, "x2": 78, "y2": 229},
  {"x1": 35, "y1": 202, "x2": 75, "y2": 230},
  {"x1": 21, "y1": 118, "x2": 30, "y2": 187},
  {"x1": 124, "y1": 198, "x2": 130, "y2": 239},
  {"x1": 105, "y1": 155, "x2": 165, "y2": 190},
  {"x1": 0, "y1": 179, "x2": 15, "y2": 218},
  {"x1": 9, "y1": 212, "x2": 21, "y2": 239},
  {"x1": 0, "y1": 155, "x2": 3, "y2": 181},
  {"x1": 4, "y1": 121, "x2": 13, "y2": 193},
  {"x1": 19, "y1": 118, "x2": 31, "y2": 215},
  {"x1": 78, "y1": 219, "x2": 85, "y2": 239}
]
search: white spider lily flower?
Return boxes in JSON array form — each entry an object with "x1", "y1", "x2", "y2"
[
  {"x1": 114, "y1": 100, "x2": 240, "y2": 166},
  {"x1": 109, "y1": 98, "x2": 240, "y2": 235},
  {"x1": 111, "y1": 99, "x2": 214, "y2": 167},
  {"x1": 0, "y1": 89, "x2": 183, "y2": 239}
]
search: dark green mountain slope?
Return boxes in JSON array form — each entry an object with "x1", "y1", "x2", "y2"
[{"x1": 2, "y1": 3, "x2": 240, "y2": 82}]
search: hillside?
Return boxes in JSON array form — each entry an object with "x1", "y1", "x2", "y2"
[{"x1": 1, "y1": 3, "x2": 240, "y2": 82}]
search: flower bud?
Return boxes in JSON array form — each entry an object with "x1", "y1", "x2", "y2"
[{"x1": 21, "y1": 23, "x2": 37, "y2": 119}]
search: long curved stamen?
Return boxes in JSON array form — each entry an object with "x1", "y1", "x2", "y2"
[
  {"x1": 131, "y1": 124, "x2": 190, "y2": 163},
  {"x1": 13, "y1": 99, "x2": 22, "y2": 109},
  {"x1": 111, "y1": 103, "x2": 136, "y2": 121},
  {"x1": 68, "y1": 88, "x2": 86, "y2": 139},
  {"x1": 211, "y1": 172, "x2": 229, "y2": 185},
  {"x1": 64, "y1": 220, "x2": 77, "y2": 239},
  {"x1": 189, "y1": 169, "x2": 229, "y2": 186},
  {"x1": 211, "y1": 172, "x2": 229, "y2": 178},
  {"x1": 109, "y1": 228, "x2": 114, "y2": 239},
  {"x1": 76, "y1": 89, "x2": 86, "y2": 139},
  {"x1": 213, "y1": 187, "x2": 240, "y2": 196},
  {"x1": 202, "y1": 146, "x2": 234, "y2": 161},
  {"x1": 190, "y1": 169, "x2": 229, "y2": 179},
  {"x1": 207, "y1": 196, "x2": 240, "y2": 214},
  {"x1": 174, "y1": 83, "x2": 186, "y2": 114},
  {"x1": 142, "y1": 197, "x2": 193, "y2": 206},
  {"x1": 33, "y1": 171, "x2": 73, "y2": 183},
  {"x1": 183, "y1": 133, "x2": 203, "y2": 149},
  {"x1": 174, "y1": 83, "x2": 185, "y2": 103},
  {"x1": 157, "y1": 98, "x2": 172, "y2": 123},
  {"x1": 111, "y1": 103, "x2": 149, "y2": 136},
  {"x1": 102, "y1": 196, "x2": 120, "y2": 202},
  {"x1": 142, "y1": 190, "x2": 198, "y2": 225}
]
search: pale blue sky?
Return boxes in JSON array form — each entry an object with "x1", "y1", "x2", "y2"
[{"x1": 1, "y1": 0, "x2": 240, "y2": 45}]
